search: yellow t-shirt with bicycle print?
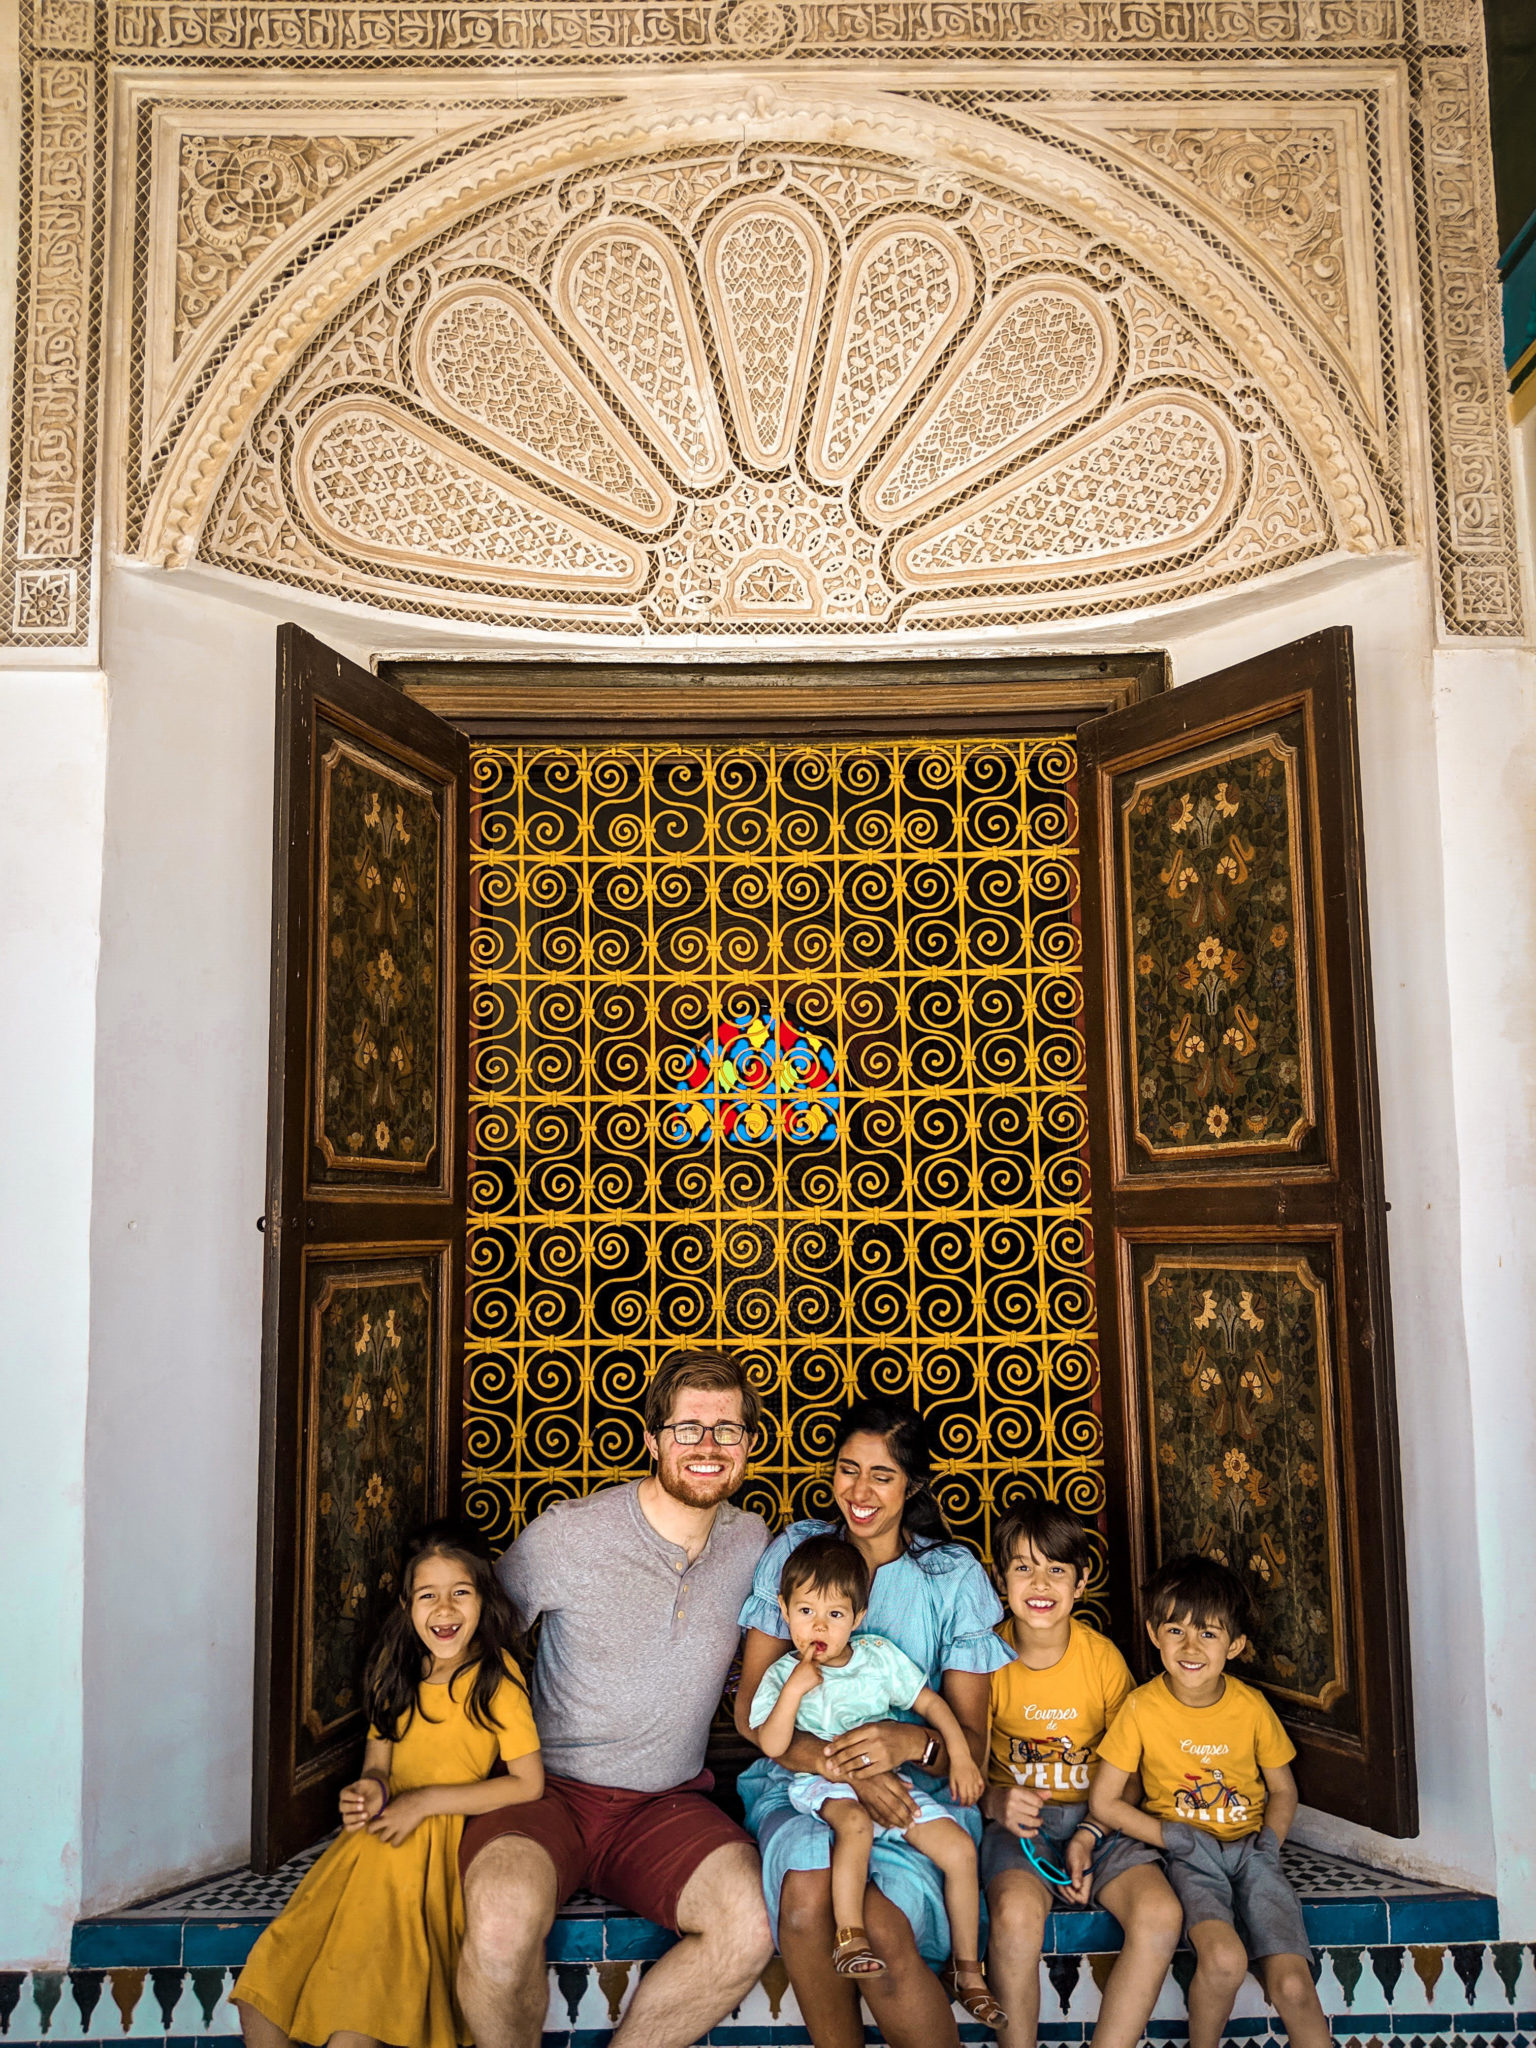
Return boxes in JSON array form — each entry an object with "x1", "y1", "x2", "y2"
[
  {"x1": 988, "y1": 1617, "x2": 1135, "y2": 1802},
  {"x1": 1098, "y1": 1672, "x2": 1296, "y2": 1841}
]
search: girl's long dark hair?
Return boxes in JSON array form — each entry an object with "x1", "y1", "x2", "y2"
[
  {"x1": 832, "y1": 1398, "x2": 956, "y2": 1553},
  {"x1": 364, "y1": 1522, "x2": 527, "y2": 1742}
]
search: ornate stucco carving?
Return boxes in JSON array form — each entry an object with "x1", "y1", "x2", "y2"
[
  {"x1": 2, "y1": 0, "x2": 1521, "y2": 649},
  {"x1": 175, "y1": 135, "x2": 410, "y2": 359},
  {"x1": 121, "y1": 87, "x2": 1398, "y2": 635}
]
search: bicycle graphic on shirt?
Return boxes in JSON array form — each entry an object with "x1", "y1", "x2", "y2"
[{"x1": 1174, "y1": 1768, "x2": 1251, "y2": 1826}]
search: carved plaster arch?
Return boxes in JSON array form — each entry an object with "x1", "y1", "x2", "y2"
[{"x1": 128, "y1": 81, "x2": 1400, "y2": 636}]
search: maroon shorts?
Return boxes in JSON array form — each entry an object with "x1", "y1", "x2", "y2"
[{"x1": 458, "y1": 1769, "x2": 750, "y2": 1933}]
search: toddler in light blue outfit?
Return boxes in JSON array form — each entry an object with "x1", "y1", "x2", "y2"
[
  {"x1": 752, "y1": 1630, "x2": 955, "y2": 1828},
  {"x1": 747, "y1": 1534, "x2": 1004, "y2": 2023}
]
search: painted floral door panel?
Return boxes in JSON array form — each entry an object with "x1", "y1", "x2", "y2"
[
  {"x1": 465, "y1": 733, "x2": 1103, "y2": 1577},
  {"x1": 255, "y1": 627, "x2": 469, "y2": 1872},
  {"x1": 311, "y1": 735, "x2": 446, "y2": 1184},
  {"x1": 1079, "y1": 627, "x2": 1415, "y2": 1837},
  {"x1": 1118, "y1": 718, "x2": 1325, "y2": 1169},
  {"x1": 1134, "y1": 1243, "x2": 1349, "y2": 1717}
]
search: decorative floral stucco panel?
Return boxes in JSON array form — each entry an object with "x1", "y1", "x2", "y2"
[{"x1": 3, "y1": 1, "x2": 1521, "y2": 650}]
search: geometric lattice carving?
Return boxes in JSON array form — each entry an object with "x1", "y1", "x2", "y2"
[
  {"x1": 134, "y1": 95, "x2": 1396, "y2": 635},
  {"x1": 561, "y1": 226, "x2": 729, "y2": 483},
  {"x1": 13, "y1": 5, "x2": 1525, "y2": 646},
  {"x1": 296, "y1": 403, "x2": 645, "y2": 585},
  {"x1": 702, "y1": 204, "x2": 826, "y2": 468},
  {"x1": 415, "y1": 287, "x2": 672, "y2": 526},
  {"x1": 812, "y1": 225, "x2": 973, "y2": 479},
  {"x1": 896, "y1": 400, "x2": 1241, "y2": 581}
]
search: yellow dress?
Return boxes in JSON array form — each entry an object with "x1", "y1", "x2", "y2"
[{"x1": 235, "y1": 1658, "x2": 538, "y2": 2048}]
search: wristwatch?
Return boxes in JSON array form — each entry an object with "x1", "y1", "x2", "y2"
[{"x1": 919, "y1": 1732, "x2": 942, "y2": 1771}]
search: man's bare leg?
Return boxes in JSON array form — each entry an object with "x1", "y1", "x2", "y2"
[
  {"x1": 609, "y1": 1841, "x2": 774, "y2": 2048},
  {"x1": 456, "y1": 1836, "x2": 559, "y2": 2048}
]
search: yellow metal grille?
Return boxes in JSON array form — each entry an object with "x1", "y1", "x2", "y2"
[{"x1": 465, "y1": 734, "x2": 1102, "y2": 1566}]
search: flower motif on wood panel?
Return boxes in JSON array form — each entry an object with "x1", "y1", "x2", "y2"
[
  {"x1": 304, "y1": 1267, "x2": 434, "y2": 1744},
  {"x1": 1118, "y1": 721, "x2": 1316, "y2": 1160},
  {"x1": 316, "y1": 736, "x2": 442, "y2": 1175},
  {"x1": 667, "y1": 1007, "x2": 839, "y2": 1146},
  {"x1": 1140, "y1": 1252, "x2": 1345, "y2": 1710}
]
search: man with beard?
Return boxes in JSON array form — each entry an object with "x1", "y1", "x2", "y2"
[{"x1": 456, "y1": 1348, "x2": 773, "y2": 2048}]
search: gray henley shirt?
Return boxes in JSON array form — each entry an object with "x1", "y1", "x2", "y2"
[{"x1": 497, "y1": 1480, "x2": 768, "y2": 1792}]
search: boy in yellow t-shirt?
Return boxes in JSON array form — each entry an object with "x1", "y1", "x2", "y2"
[
  {"x1": 1091, "y1": 1554, "x2": 1330, "y2": 2048},
  {"x1": 982, "y1": 1502, "x2": 1182, "y2": 2048}
]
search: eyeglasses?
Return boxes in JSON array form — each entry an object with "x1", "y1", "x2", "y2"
[{"x1": 660, "y1": 1421, "x2": 749, "y2": 1447}]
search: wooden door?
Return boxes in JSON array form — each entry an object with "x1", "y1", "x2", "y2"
[
  {"x1": 253, "y1": 625, "x2": 469, "y2": 1870},
  {"x1": 1078, "y1": 626, "x2": 1416, "y2": 1835}
]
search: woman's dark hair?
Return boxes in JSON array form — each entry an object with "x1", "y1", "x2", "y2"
[
  {"x1": 993, "y1": 1498, "x2": 1095, "y2": 1580},
  {"x1": 781, "y1": 1534, "x2": 871, "y2": 1611},
  {"x1": 831, "y1": 1398, "x2": 955, "y2": 1552},
  {"x1": 364, "y1": 1521, "x2": 527, "y2": 1742},
  {"x1": 1142, "y1": 1552, "x2": 1254, "y2": 1641}
]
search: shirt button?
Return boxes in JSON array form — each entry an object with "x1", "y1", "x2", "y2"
[{"x1": 675, "y1": 1560, "x2": 684, "y2": 1572}]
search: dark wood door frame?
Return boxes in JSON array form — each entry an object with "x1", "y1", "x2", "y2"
[{"x1": 377, "y1": 651, "x2": 1171, "y2": 739}]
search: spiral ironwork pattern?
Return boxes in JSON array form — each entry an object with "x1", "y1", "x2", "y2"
[{"x1": 465, "y1": 735, "x2": 1102, "y2": 1569}]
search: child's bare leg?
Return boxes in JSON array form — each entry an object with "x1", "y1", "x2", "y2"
[
  {"x1": 325, "y1": 2034, "x2": 383, "y2": 2048},
  {"x1": 904, "y1": 1817, "x2": 984, "y2": 1969},
  {"x1": 985, "y1": 1868, "x2": 1051, "y2": 2048},
  {"x1": 1091, "y1": 1865, "x2": 1183, "y2": 2048},
  {"x1": 1260, "y1": 1952, "x2": 1332, "y2": 2048},
  {"x1": 822, "y1": 1798, "x2": 882, "y2": 1970},
  {"x1": 1185, "y1": 1919, "x2": 1249, "y2": 2048},
  {"x1": 236, "y1": 2005, "x2": 291, "y2": 2048}
]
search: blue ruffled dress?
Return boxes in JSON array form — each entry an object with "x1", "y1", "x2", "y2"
[{"x1": 737, "y1": 1519, "x2": 1013, "y2": 1964}]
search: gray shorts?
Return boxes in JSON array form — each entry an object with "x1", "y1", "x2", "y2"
[
  {"x1": 1161, "y1": 1823, "x2": 1311, "y2": 1962},
  {"x1": 981, "y1": 1799, "x2": 1162, "y2": 1905}
]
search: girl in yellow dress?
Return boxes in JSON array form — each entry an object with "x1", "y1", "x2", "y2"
[{"x1": 235, "y1": 1525, "x2": 543, "y2": 2048}]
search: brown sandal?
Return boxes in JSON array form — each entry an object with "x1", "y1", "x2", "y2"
[
  {"x1": 945, "y1": 1960, "x2": 1007, "y2": 2028},
  {"x1": 833, "y1": 1925, "x2": 886, "y2": 1976}
]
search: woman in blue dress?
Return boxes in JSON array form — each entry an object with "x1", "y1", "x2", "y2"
[{"x1": 734, "y1": 1398, "x2": 1013, "y2": 2048}]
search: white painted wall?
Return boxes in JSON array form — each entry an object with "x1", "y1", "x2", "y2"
[
  {"x1": 1433, "y1": 645, "x2": 1536, "y2": 1935},
  {"x1": 78, "y1": 567, "x2": 297, "y2": 1912},
  {"x1": 0, "y1": 673, "x2": 109, "y2": 1963}
]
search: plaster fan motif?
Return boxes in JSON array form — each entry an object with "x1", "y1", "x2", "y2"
[
  {"x1": 297, "y1": 404, "x2": 643, "y2": 583},
  {"x1": 415, "y1": 290, "x2": 671, "y2": 525},
  {"x1": 7, "y1": 3, "x2": 1523, "y2": 648},
  {"x1": 181, "y1": 135, "x2": 1380, "y2": 633}
]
